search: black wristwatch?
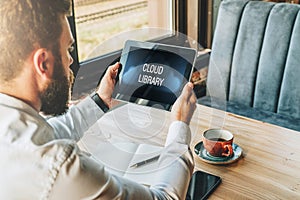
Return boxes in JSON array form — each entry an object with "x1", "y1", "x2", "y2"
[{"x1": 91, "y1": 92, "x2": 109, "y2": 113}]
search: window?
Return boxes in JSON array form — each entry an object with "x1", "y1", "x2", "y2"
[
  {"x1": 70, "y1": 0, "x2": 214, "y2": 100},
  {"x1": 73, "y1": 0, "x2": 173, "y2": 62},
  {"x1": 71, "y1": 0, "x2": 179, "y2": 99}
]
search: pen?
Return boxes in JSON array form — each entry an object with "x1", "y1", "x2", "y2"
[{"x1": 130, "y1": 155, "x2": 160, "y2": 168}]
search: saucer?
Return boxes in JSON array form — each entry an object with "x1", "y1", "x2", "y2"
[{"x1": 194, "y1": 141, "x2": 242, "y2": 165}]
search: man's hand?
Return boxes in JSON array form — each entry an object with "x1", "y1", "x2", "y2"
[
  {"x1": 96, "y1": 62, "x2": 121, "y2": 108},
  {"x1": 171, "y1": 82, "x2": 197, "y2": 125}
]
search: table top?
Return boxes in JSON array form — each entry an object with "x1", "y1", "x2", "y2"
[{"x1": 82, "y1": 103, "x2": 300, "y2": 199}]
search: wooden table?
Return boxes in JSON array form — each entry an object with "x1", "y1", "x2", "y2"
[{"x1": 81, "y1": 103, "x2": 300, "y2": 199}]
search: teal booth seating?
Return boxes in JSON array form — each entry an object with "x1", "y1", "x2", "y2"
[{"x1": 198, "y1": 0, "x2": 300, "y2": 131}]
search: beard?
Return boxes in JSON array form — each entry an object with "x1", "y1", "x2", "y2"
[{"x1": 40, "y1": 56, "x2": 74, "y2": 116}]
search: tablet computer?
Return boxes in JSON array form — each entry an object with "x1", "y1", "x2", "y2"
[{"x1": 113, "y1": 40, "x2": 197, "y2": 110}]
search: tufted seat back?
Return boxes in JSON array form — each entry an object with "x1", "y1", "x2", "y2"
[{"x1": 201, "y1": 0, "x2": 300, "y2": 130}]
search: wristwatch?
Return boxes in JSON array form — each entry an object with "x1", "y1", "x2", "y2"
[{"x1": 91, "y1": 92, "x2": 109, "y2": 113}]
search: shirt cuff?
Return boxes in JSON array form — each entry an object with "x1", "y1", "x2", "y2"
[
  {"x1": 76, "y1": 96, "x2": 105, "y2": 122},
  {"x1": 165, "y1": 121, "x2": 191, "y2": 146}
]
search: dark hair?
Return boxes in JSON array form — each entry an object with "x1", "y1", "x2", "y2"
[{"x1": 0, "y1": 0, "x2": 71, "y2": 82}]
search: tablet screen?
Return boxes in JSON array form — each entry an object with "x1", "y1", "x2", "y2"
[{"x1": 113, "y1": 40, "x2": 197, "y2": 110}]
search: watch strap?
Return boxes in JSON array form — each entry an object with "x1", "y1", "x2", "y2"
[{"x1": 91, "y1": 93, "x2": 109, "y2": 113}]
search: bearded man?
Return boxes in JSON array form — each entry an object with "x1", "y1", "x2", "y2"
[{"x1": 0, "y1": 0, "x2": 197, "y2": 199}]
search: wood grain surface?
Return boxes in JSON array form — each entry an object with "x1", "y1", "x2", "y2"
[{"x1": 81, "y1": 103, "x2": 300, "y2": 199}]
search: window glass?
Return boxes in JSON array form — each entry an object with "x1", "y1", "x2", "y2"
[{"x1": 73, "y1": 0, "x2": 173, "y2": 62}]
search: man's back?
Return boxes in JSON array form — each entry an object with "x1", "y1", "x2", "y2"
[
  {"x1": 0, "y1": 93, "x2": 195, "y2": 200},
  {"x1": 0, "y1": 93, "x2": 66, "y2": 199}
]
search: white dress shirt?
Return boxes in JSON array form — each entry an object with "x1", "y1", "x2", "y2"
[{"x1": 0, "y1": 93, "x2": 194, "y2": 200}]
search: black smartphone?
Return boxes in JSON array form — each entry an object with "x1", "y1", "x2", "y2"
[{"x1": 186, "y1": 171, "x2": 222, "y2": 200}]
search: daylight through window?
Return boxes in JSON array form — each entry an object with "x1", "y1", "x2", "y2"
[{"x1": 73, "y1": 0, "x2": 173, "y2": 62}]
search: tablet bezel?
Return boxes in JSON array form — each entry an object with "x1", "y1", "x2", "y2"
[{"x1": 113, "y1": 40, "x2": 197, "y2": 110}]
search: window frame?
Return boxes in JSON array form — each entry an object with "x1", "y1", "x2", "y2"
[
  {"x1": 70, "y1": 0, "x2": 216, "y2": 100},
  {"x1": 70, "y1": 0, "x2": 193, "y2": 99}
]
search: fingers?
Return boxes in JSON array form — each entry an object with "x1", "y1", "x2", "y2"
[
  {"x1": 181, "y1": 83, "x2": 193, "y2": 98},
  {"x1": 187, "y1": 82, "x2": 194, "y2": 89},
  {"x1": 96, "y1": 62, "x2": 121, "y2": 108},
  {"x1": 171, "y1": 82, "x2": 197, "y2": 124},
  {"x1": 181, "y1": 82, "x2": 197, "y2": 105},
  {"x1": 107, "y1": 62, "x2": 121, "y2": 79}
]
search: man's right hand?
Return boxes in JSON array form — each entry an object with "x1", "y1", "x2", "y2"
[
  {"x1": 171, "y1": 82, "x2": 197, "y2": 125},
  {"x1": 95, "y1": 62, "x2": 121, "y2": 108}
]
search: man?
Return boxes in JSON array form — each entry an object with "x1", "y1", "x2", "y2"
[{"x1": 0, "y1": 0, "x2": 197, "y2": 199}]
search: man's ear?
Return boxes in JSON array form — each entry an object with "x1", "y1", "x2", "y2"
[{"x1": 33, "y1": 48, "x2": 54, "y2": 79}]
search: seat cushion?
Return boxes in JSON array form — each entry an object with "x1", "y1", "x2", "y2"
[{"x1": 198, "y1": 96, "x2": 300, "y2": 132}]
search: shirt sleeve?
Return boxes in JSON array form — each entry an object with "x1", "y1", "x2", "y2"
[
  {"x1": 48, "y1": 121, "x2": 194, "y2": 200},
  {"x1": 149, "y1": 121, "x2": 194, "y2": 199},
  {"x1": 165, "y1": 121, "x2": 191, "y2": 146},
  {"x1": 47, "y1": 96, "x2": 104, "y2": 141},
  {"x1": 48, "y1": 143, "x2": 156, "y2": 200}
]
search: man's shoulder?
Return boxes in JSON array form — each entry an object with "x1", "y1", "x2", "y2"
[{"x1": 0, "y1": 102, "x2": 56, "y2": 145}]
